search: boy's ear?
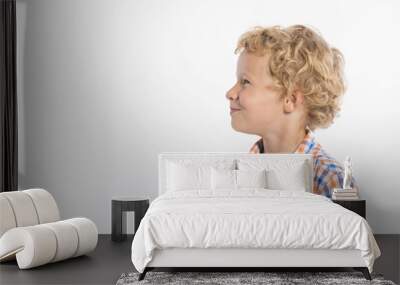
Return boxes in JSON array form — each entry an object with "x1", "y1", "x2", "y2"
[{"x1": 283, "y1": 90, "x2": 304, "y2": 113}]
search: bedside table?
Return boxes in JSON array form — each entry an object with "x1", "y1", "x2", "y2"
[
  {"x1": 111, "y1": 197, "x2": 150, "y2": 242},
  {"x1": 332, "y1": 199, "x2": 366, "y2": 219}
]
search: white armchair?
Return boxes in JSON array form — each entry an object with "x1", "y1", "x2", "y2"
[{"x1": 0, "y1": 188, "x2": 98, "y2": 269}]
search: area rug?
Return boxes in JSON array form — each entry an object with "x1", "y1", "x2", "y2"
[{"x1": 116, "y1": 271, "x2": 397, "y2": 285}]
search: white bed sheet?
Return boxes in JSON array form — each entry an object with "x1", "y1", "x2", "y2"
[{"x1": 131, "y1": 189, "x2": 381, "y2": 273}]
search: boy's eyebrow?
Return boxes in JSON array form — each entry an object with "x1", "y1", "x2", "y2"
[{"x1": 236, "y1": 72, "x2": 254, "y2": 80}]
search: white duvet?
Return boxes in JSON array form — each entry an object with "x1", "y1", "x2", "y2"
[{"x1": 131, "y1": 189, "x2": 381, "y2": 273}]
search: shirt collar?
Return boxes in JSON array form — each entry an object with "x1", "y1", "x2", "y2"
[
  {"x1": 251, "y1": 126, "x2": 316, "y2": 154},
  {"x1": 294, "y1": 126, "x2": 316, "y2": 154}
]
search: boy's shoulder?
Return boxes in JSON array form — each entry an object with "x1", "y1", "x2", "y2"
[{"x1": 313, "y1": 149, "x2": 344, "y2": 171}]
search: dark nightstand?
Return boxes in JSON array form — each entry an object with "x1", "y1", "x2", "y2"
[
  {"x1": 332, "y1": 199, "x2": 366, "y2": 219},
  {"x1": 111, "y1": 197, "x2": 150, "y2": 242}
]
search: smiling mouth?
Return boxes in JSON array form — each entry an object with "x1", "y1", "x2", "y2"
[{"x1": 230, "y1": 108, "x2": 241, "y2": 114}]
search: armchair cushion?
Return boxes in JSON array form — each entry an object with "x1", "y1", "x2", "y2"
[
  {"x1": 0, "y1": 218, "x2": 97, "y2": 269},
  {"x1": 0, "y1": 189, "x2": 98, "y2": 269}
]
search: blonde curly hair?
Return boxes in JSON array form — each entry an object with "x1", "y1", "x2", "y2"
[{"x1": 234, "y1": 25, "x2": 346, "y2": 131}]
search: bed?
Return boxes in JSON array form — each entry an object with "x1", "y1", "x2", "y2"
[{"x1": 130, "y1": 152, "x2": 381, "y2": 281}]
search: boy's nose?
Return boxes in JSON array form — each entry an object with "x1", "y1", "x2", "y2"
[{"x1": 225, "y1": 85, "x2": 238, "y2": 101}]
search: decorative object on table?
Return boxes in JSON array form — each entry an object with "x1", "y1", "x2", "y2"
[
  {"x1": 332, "y1": 199, "x2": 366, "y2": 219},
  {"x1": 0, "y1": 188, "x2": 98, "y2": 269},
  {"x1": 116, "y1": 271, "x2": 395, "y2": 285},
  {"x1": 331, "y1": 155, "x2": 360, "y2": 200},
  {"x1": 332, "y1": 187, "x2": 359, "y2": 200},
  {"x1": 112, "y1": 197, "x2": 149, "y2": 242},
  {"x1": 343, "y1": 155, "x2": 353, "y2": 189}
]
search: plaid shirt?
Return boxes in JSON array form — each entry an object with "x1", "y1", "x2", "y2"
[{"x1": 249, "y1": 127, "x2": 358, "y2": 198}]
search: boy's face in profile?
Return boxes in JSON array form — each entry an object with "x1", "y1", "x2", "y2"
[{"x1": 225, "y1": 51, "x2": 286, "y2": 136}]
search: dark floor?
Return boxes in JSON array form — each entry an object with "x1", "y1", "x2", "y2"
[{"x1": 0, "y1": 234, "x2": 399, "y2": 285}]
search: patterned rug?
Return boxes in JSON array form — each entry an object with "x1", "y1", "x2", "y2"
[{"x1": 116, "y1": 271, "x2": 397, "y2": 285}]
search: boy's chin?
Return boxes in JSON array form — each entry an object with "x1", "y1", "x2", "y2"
[{"x1": 231, "y1": 121, "x2": 256, "y2": 135}]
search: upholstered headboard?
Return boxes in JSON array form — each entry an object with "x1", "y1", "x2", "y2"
[{"x1": 158, "y1": 152, "x2": 313, "y2": 195}]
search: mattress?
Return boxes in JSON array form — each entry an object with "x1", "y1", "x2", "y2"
[{"x1": 131, "y1": 189, "x2": 381, "y2": 273}]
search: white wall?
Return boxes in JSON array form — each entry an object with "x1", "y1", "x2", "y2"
[{"x1": 16, "y1": 0, "x2": 400, "y2": 234}]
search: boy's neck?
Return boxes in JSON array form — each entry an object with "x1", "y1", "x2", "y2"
[{"x1": 261, "y1": 125, "x2": 306, "y2": 153}]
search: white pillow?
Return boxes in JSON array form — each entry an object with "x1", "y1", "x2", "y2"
[
  {"x1": 211, "y1": 168, "x2": 268, "y2": 190},
  {"x1": 265, "y1": 163, "x2": 307, "y2": 191},
  {"x1": 211, "y1": 168, "x2": 237, "y2": 190},
  {"x1": 166, "y1": 162, "x2": 212, "y2": 191},
  {"x1": 236, "y1": 169, "x2": 267, "y2": 188}
]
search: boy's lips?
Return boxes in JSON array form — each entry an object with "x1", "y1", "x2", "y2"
[{"x1": 230, "y1": 107, "x2": 241, "y2": 114}]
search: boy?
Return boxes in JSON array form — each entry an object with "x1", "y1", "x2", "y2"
[{"x1": 225, "y1": 25, "x2": 357, "y2": 198}]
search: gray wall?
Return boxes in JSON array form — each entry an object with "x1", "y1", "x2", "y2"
[{"x1": 16, "y1": 0, "x2": 400, "y2": 234}]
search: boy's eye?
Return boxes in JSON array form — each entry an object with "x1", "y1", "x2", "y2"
[{"x1": 240, "y1": 79, "x2": 250, "y2": 85}]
